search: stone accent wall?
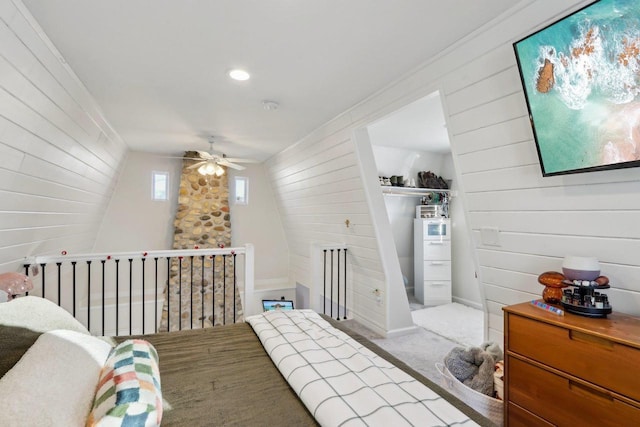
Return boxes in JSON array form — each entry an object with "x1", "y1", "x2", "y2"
[{"x1": 160, "y1": 152, "x2": 243, "y2": 331}]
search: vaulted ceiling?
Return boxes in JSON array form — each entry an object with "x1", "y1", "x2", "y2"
[{"x1": 22, "y1": 0, "x2": 516, "y2": 160}]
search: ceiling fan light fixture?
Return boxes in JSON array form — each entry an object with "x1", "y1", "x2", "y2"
[
  {"x1": 197, "y1": 161, "x2": 225, "y2": 176},
  {"x1": 228, "y1": 69, "x2": 250, "y2": 81}
]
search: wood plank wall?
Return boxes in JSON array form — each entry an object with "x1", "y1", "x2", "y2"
[
  {"x1": 266, "y1": 0, "x2": 640, "y2": 338},
  {"x1": 264, "y1": 125, "x2": 389, "y2": 330},
  {"x1": 0, "y1": 1, "x2": 127, "y2": 270}
]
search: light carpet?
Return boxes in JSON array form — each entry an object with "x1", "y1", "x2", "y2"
[{"x1": 411, "y1": 303, "x2": 484, "y2": 347}]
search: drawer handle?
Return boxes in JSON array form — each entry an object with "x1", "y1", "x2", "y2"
[
  {"x1": 569, "y1": 380, "x2": 613, "y2": 402},
  {"x1": 431, "y1": 283, "x2": 446, "y2": 287},
  {"x1": 428, "y1": 242, "x2": 444, "y2": 245},
  {"x1": 429, "y1": 261, "x2": 444, "y2": 265},
  {"x1": 569, "y1": 330, "x2": 614, "y2": 350}
]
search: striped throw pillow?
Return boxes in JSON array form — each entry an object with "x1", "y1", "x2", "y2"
[{"x1": 86, "y1": 339, "x2": 162, "y2": 427}]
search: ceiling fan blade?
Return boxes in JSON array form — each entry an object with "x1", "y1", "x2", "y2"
[
  {"x1": 222, "y1": 157, "x2": 259, "y2": 164},
  {"x1": 187, "y1": 160, "x2": 207, "y2": 169},
  {"x1": 196, "y1": 150, "x2": 216, "y2": 160},
  {"x1": 217, "y1": 159, "x2": 246, "y2": 170}
]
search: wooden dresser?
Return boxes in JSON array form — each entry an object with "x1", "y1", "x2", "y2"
[{"x1": 503, "y1": 301, "x2": 640, "y2": 426}]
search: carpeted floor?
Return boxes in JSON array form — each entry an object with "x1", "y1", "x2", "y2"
[
  {"x1": 339, "y1": 299, "x2": 504, "y2": 426},
  {"x1": 341, "y1": 299, "x2": 485, "y2": 381},
  {"x1": 411, "y1": 302, "x2": 484, "y2": 347}
]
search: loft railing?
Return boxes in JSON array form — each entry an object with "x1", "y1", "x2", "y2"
[
  {"x1": 310, "y1": 244, "x2": 349, "y2": 320},
  {"x1": 23, "y1": 245, "x2": 255, "y2": 336}
]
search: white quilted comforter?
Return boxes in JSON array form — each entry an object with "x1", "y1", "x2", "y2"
[{"x1": 247, "y1": 309, "x2": 479, "y2": 427}]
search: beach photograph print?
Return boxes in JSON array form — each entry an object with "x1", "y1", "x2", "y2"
[{"x1": 514, "y1": 0, "x2": 640, "y2": 175}]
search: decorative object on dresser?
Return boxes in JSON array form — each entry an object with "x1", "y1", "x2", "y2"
[
  {"x1": 560, "y1": 256, "x2": 612, "y2": 318},
  {"x1": 537, "y1": 271, "x2": 567, "y2": 304},
  {"x1": 503, "y1": 301, "x2": 640, "y2": 426},
  {"x1": 414, "y1": 218, "x2": 451, "y2": 306}
]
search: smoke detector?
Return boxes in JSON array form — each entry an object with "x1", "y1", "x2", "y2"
[{"x1": 262, "y1": 100, "x2": 279, "y2": 111}]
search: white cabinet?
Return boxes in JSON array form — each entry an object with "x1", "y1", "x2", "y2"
[{"x1": 414, "y1": 218, "x2": 451, "y2": 306}]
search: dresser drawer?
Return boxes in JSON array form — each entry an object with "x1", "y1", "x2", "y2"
[
  {"x1": 508, "y1": 356, "x2": 640, "y2": 427},
  {"x1": 422, "y1": 280, "x2": 451, "y2": 300},
  {"x1": 421, "y1": 240, "x2": 451, "y2": 260},
  {"x1": 508, "y1": 314, "x2": 640, "y2": 402},
  {"x1": 507, "y1": 402, "x2": 553, "y2": 427},
  {"x1": 423, "y1": 261, "x2": 451, "y2": 280}
]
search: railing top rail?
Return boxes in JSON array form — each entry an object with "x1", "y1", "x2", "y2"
[
  {"x1": 314, "y1": 243, "x2": 348, "y2": 251},
  {"x1": 25, "y1": 246, "x2": 249, "y2": 265}
]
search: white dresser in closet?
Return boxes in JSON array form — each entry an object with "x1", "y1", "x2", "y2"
[{"x1": 414, "y1": 218, "x2": 451, "y2": 306}]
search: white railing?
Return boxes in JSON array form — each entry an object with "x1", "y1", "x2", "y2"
[
  {"x1": 311, "y1": 243, "x2": 349, "y2": 320},
  {"x1": 24, "y1": 244, "x2": 255, "y2": 336}
]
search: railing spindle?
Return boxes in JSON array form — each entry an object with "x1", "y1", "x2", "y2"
[
  {"x1": 141, "y1": 257, "x2": 146, "y2": 335},
  {"x1": 115, "y1": 259, "x2": 120, "y2": 336},
  {"x1": 223, "y1": 254, "x2": 227, "y2": 325},
  {"x1": 101, "y1": 260, "x2": 106, "y2": 336},
  {"x1": 154, "y1": 257, "x2": 159, "y2": 333},
  {"x1": 71, "y1": 261, "x2": 77, "y2": 318},
  {"x1": 233, "y1": 253, "x2": 237, "y2": 323},
  {"x1": 40, "y1": 263, "x2": 46, "y2": 298},
  {"x1": 323, "y1": 250, "x2": 327, "y2": 315},
  {"x1": 343, "y1": 248, "x2": 348, "y2": 319},
  {"x1": 86, "y1": 261, "x2": 92, "y2": 332},
  {"x1": 200, "y1": 255, "x2": 205, "y2": 328},
  {"x1": 56, "y1": 262, "x2": 62, "y2": 306},
  {"x1": 330, "y1": 249, "x2": 334, "y2": 318},
  {"x1": 178, "y1": 257, "x2": 183, "y2": 331},
  {"x1": 189, "y1": 256, "x2": 194, "y2": 330},
  {"x1": 166, "y1": 257, "x2": 171, "y2": 332},
  {"x1": 128, "y1": 259, "x2": 133, "y2": 335},
  {"x1": 211, "y1": 256, "x2": 216, "y2": 326}
]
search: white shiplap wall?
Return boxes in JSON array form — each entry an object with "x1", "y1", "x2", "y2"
[
  {"x1": 0, "y1": 0, "x2": 127, "y2": 270},
  {"x1": 265, "y1": 128, "x2": 383, "y2": 328},
  {"x1": 266, "y1": 0, "x2": 640, "y2": 339}
]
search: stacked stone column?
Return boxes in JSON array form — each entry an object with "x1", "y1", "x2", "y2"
[{"x1": 160, "y1": 152, "x2": 243, "y2": 331}]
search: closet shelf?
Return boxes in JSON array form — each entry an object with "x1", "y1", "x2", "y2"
[{"x1": 381, "y1": 186, "x2": 456, "y2": 197}]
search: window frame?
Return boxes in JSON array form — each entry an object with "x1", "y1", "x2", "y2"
[{"x1": 152, "y1": 171, "x2": 169, "y2": 201}]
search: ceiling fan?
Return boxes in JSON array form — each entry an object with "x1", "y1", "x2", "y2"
[{"x1": 187, "y1": 139, "x2": 257, "y2": 176}]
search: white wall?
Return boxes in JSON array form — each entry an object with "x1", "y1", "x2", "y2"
[
  {"x1": 93, "y1": 151, "x2": 181, "y2": 252},
  {"x1": 264, "y1": 129, "x2": 415, "y2": 336},
  {"x1": 93, "y1": 155, "x2": 290, "y2": 293},
  {"x1": 441, "y1": 154, "x2": 482, "y2": 308},
  {"x1": 228, "y1": 164, "x2": 289, "y2": 290},
  {"x1": 0, "y1": 1, "x2": 127, "y2": 271},
  {"x1": 266, "y1": 0, "x2": 640, "y2": 341}
]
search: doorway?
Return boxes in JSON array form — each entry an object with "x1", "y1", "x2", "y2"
[{"x1": 365, "y1": 90, "x2": 483, "y2": 339}]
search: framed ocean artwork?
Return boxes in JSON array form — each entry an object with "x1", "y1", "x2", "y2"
[{"x1": 514, "y1": 0, "x2": 640, "y2": 176}]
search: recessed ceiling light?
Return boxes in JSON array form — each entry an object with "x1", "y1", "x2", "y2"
[{"x1": 228, "y1": 69, "x2": 250, "y2": 81}]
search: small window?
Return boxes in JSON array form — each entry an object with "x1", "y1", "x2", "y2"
[
  {"x1": 235, "y1": 176, "x2": 248, "y2": 205},
  {"x1": 152, "y1": 171, "x2": 169, "y2": 201}
]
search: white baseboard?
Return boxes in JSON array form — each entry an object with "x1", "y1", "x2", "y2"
[
  {"x1": 348, "y1": 312, "x2": 387, "y2": 337},
  {"x1": 385, "y1": 324, "x2": 418, "y2": 339},
  {"x1": 452, "y1": 296, "x2": 483, "y2": 310}
]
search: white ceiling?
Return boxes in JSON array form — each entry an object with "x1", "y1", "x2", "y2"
[
  {"x1": 367, "y1": 91, "x2": 450, "y2": 153},
  {"x1": 22, "y1": 0, "x2": 515, "y2": 161}
]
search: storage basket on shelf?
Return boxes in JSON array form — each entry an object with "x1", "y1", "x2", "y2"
[{"x1": 435, "y1": 362, "x2": 503, "y2": 426}]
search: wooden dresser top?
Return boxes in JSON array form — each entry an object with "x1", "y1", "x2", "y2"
[{"x1": 503, "y1": 300, "x2": 640, "y2": 349}]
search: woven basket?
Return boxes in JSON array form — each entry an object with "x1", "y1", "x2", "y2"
[{"x1": 435, "y1": 362, "x2": 503, "y2": 426}]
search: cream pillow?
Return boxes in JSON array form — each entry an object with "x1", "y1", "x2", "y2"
[
  {"x1": 0, "y1": 296, "x2": 89, "y2": 334},
  {"x1": 0, "y1": 329, "x2": 112, "y2": 426}
]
